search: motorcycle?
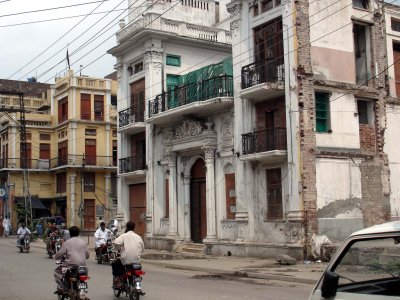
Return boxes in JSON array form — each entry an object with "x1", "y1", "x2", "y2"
[
  {"x1": 112, "y1": 262, "x2": 145, "y2": 300},
  {"x1": 96, "y1": 234, "x2": 117, "y2": 264},
  {"x1": 48, "y1": 234, "x2": 63, "y2": 258},
  {"x1": 19, "y1": 233, "x2": 30, "y2": 253},
  {"x1": 56, "y1": 261, "x2": 89, "y2": 300}
]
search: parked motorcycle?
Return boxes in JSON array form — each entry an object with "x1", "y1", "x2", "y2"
[
  {"x1": 48, "y1": 235, "x2": 63, "y2": 258},
  {"x1": 56, "y1": 262, "x2": 89, "y2": 300},
  {"x1": 96, "y1": 234, "x2": 117, "y2": 264},
  {"x1": 112, "y1": 262, "x2": 145, "y2": 300},
  {"x1": 19, "y1": 233, "x2": 30, "y2": 253}
]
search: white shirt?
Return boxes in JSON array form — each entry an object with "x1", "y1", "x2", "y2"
[
  {"x1": 94, "y1": 228, "x2": 112, "y2": 248},
  {"x1": 17, "y1": 227, "x2": 31, "y2": 238},
  {"x1": 114, "y1": 231, "x2": 144, "y2": 265},
  {"x1": 2, "y1": 218, "x2": 10, "y2": 230}
]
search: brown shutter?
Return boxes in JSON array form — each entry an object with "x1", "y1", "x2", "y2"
[
  {"x1": 81, "y1": 94, "x2": 91, "y2": 120},
  {"x1": 85, "y1": 139, "x2": 96, "y2": 165},
  {"x1": 165, "y1": 179, "x2": 169, "y2": 218},
  {"x1": 225, "y1": 173, "x2": 236, "y2": 220},
  {"x1": 39, "y1": 143, "x2": 50, "y2": 159}
]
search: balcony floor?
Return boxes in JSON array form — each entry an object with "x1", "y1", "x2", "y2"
[
  {"x1": 118, "y1": 121, "x2": 146, "y2": 134},
  {"x1": 240, "y1": 82, "x2": 284, "y2": 102},
  {"x1": 240, "y1": 150, "x2": 287, "y2": 164},
  {"x1": 147, "y1": 97, "x2": 234, "y2": 126}
]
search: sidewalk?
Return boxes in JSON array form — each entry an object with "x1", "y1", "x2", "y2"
[{"x1": 23, "y1": 236, "x2": 326, "y2": 285}]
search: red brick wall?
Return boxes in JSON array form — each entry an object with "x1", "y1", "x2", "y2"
[{"x1": 359, "y1": 124, "x2": 376, "y2": 153}]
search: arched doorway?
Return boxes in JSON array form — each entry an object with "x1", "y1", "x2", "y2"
[{"x1": 190, "y1": 158, "x2": 207, "y2": 243}]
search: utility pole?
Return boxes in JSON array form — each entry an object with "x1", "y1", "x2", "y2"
[{"x1": 78, "y1": 155, "x2": 85, "y2": 230}]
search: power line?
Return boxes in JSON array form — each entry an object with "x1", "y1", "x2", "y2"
[
  {"x1": 11, "y1": 0, "x2": 110, "y2": 80},
  {"x1": 0, "y1": 0, "x2": 112, "y2": 18}
]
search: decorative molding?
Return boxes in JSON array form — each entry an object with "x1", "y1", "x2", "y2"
[
  {"x1": 173, "y1": 119, "x2": 203, "y2": 140},
  {"x1": 181, "y1": 156, "x2": 191, "y2": 172},
  {"x1": 144, "y1": 48, "x2": 163, "y2": 71},
  {"x1": 204, "y1": 147, "x2": 216, "y2": 160},
  {"x1": 220, "y1": 156, "x2": 235, "y2": 169},
  {"x1": 183, "y1": 175, "x2": 191, "y2": 185},
  {"x1": 230, "y1": 20, "x2": 241, "y2": 33},
  {"x1": 226, "y1": 0, "x2": 242, "y2": 17},
  {"x1": 115, "y1": 64, "x2": 123, "y2": 80},
  {"x1": 167, "y1": 151, "x2": 177, "y2": 167}
]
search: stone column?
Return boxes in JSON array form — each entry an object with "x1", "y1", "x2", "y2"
[
  {"x1": 70, "y1": 173, "x2": 77, "y2": 226},
  {"x1": 183, "y1": 175, "x2": 191, "y2": 241},
  {"x1": 104, "y1": 174, "x2": 111, "y2": 220},
  {"x1": 167, "y1": 152, "x2": 178, "y2": 237},
  {"x1": 203, "y1": 146, "x2": 218, "y2": 241}
]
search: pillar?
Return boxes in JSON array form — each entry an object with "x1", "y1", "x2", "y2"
[
  {"x1": 183, "y1": 174, "x2": 191, "y2": 241},
  {"x1": 168, "y1": 152, "x2": 178, "y2": 237}
]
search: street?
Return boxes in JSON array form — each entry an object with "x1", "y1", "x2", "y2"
[{"x1": 0, "y1": 238, "x2": 312, "y2": 300}]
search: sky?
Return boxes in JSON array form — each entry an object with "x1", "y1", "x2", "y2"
[{"x1": 0, "y1": 0, "x2": 128, "y2": 83}]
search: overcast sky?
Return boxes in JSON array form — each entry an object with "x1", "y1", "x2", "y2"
[{"x1": 0, "y1": 0, "x2": 127, "y2": 83}]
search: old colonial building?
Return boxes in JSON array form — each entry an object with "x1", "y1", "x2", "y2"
[
  {"x1": 0, "y1": 71, "x2": 118, "y2": 231},
  {"x1": 111, "y1": 0, "x2": 400, "y2": 258}
]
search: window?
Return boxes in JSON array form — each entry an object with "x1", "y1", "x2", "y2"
[
  {"x1": 392, "y1": 18, "x2": 400, "y2": 32},
  {"x1": 85, "y1": 129, "x2": 96, "y2": 136},
  {"x1": 112, "y1": 141, "x2": 117, "y2": 166},
  {"x1": 353, "y1": 23, "x2": 371, "y2": 85},
  {"x1": 166, "y1": 55, "x2": 181, "y2": 67},
  {"x1": 58, "y1": 140, "x2": 68, "y2": 166},
  {"x1": 56, "y1": 172, "x2": 67, "y2": 193},
  {"x1": 81, "y1": 93, "x2": 91, "y2": 120},
  {"x1": 94, "y1": 95, "x2": 104, "y2": 121},
  {"x1": 253, "y1": 3, "x2": 259, "y2": 16},
  {"x1": 134, "y1": 62, "x2": 143, "y2": 73},
  {"x1": 261, "y1": 0, "x2": 273, "y2": 12},
  {"x1": 39, "y1": 143, "x2": 50, "y2": 160},
  {"x1": 266, "y1": 168, "x2": 282, "y2": 220},
  {"x1": 58, "y1": 96, "x2": 68, "y2": 123},
  {"x1": 112, "y1": 130, "x2": 117, "y2": 137},
  {"x1": 353, "y1": 0, "x2": 368, "y2": 10},
  {"x1": 84, "y1": 172, "x2": 95, "y2": 192},
  {"x1": 130, "y1": 79, "x2": 145, "y2": 123},
  {"x1": 85, "y1": 139, "x2": 96, "y2": 165},
  {"x1": 40, "y1": 133, "x2": 51, "y2": 141},
  {"x1": 315, "y1": 92, "x2": 330, "y2": 133},
  {"x1": 26, "y1": 132, "x2": 31, "y2": 140},
  {"x1": 357, "y1": 100, "x2": 374, "y2": 125}
]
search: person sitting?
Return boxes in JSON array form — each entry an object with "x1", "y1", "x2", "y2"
[
  {"x1": 94, "y1": 221, "x2": 112, "y2": 258},
  {"x1": 112, "y1": 221, "x2": 145, "y2": 294},
  {"x1": 16, "y1": 223, "x2": 31, "y2": 247},
  {"x1": 53, "y1": 226, "x2": 89, "y2": 293}
]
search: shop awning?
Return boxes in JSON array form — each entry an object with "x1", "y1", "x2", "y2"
[{"x1": 15, "y1": 196, "x2": 47, "y2": 209}]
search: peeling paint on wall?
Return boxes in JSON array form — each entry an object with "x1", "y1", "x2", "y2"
[{"x1": 317, "y1": 197, "x2": 362, "y2": 218}]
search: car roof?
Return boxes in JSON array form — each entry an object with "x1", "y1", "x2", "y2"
[{"x1": 351, "y1": 221, "x2": 400, "y2": 236}]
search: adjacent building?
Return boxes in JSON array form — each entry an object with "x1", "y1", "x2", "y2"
[{"x1": 0, "y1": 70, "x2": 118, "y2": 232}]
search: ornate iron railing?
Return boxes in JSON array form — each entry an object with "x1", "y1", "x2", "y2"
[
  {"x1": 242, "y1": 128, "x2": 287, "y2": 155},
  {"x1": 149, "y1": 75, "x2": 233, "y2": 117},
  {"x1": 119, "y1": 155, "x2": 146, "y2": 174},
  {"x1": 241, "y1": 59, "x2": 284, "y2": 89},
  {"x1": 119, "y1": 106, "x2": 145, "y2": 127}
]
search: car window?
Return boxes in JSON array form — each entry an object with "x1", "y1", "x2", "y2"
[{"x1": 332, "y1": 237, "x2": 400, "y2": 295}]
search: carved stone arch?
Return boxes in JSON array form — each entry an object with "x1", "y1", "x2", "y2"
[
  {"x1": 182, "y1": 155, "x2": 204, "y2": 176},
  {"x1": 224, "y1": 163, "x2": 235, "y2": 174},
  {"x1": 220, "y1": 156, "x2": 235, "y2": 172}
]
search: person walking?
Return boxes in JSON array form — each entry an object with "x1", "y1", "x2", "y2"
[{"x1": 2, "y1": 216, "x2": 10, "y2": 237}]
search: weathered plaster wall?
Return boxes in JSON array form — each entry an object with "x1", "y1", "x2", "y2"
[
  {"x1": 385, "y1": 7, "x2": 400, "y2": 98},
  {"x1": 315, "y1": 93, "x2": 360, "y2": 149},
  {"x1": 384, "y1": 104, "x2": 400, "y2": 218},
  {"x1": 316, "y1": 158, "x2": 363, "y2": 240}
]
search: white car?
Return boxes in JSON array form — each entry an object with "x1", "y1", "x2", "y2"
[{"x1": 310, "y1": 221, "x2": 400, "y2": 299}]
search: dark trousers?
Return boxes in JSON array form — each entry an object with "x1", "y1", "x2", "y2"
[{"x1": 111, "y1": 258, "x2": 124, "y2": 276}]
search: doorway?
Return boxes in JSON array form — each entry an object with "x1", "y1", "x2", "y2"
[
  {"x1": 84, "y1": 199, "x2": 95, "y2": 229},
  {"x1": 129, "y1": 183, "x2": 146, "y2": 237},
  {"x1": 190, "y1": 158, "x2": 207, "y2": 243}
]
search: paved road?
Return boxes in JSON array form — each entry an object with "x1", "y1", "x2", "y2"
[{"x1": 0, "y1": 238, "x2": 312, "y2": 300}]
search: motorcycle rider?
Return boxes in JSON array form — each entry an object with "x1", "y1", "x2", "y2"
[
  {"x1": 16, "y1": 223, "x2": 31, "y2": 247},
  {"x1": 53, "y1": 225, "x2": 89, "y2": 294},
  {"x1": 94, "y1": 221, "x2": 112, "y2": 259},
  {"x1": 44, "y1": 222, "x2": 58, "y2": 253},
  {"x1": 112, "y1": 221, "x2": 145, "y2": 294}
]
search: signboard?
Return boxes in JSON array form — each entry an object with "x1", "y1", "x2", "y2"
[{"x1": 96, "y1": 204, "x2": 104, "y2": 216}]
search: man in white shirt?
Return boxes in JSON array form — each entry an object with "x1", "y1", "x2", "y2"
[
  {"x1": 16, "y1": 223, "x2": 31, "y2": 247},
  {"x1": 2, "y1": 216, "x2": 11, "y2": 237},
  {"x1": 94, "y1": 221, "x2": 112, "y2": 258},
  {"x1": 112, "y1": 221, "x2": 145, "y2": 293}
]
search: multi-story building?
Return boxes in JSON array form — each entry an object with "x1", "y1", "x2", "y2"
[
  {"x1": 0, "y1": 70, "x2": 118, "y2": 231},
  {"x1": 111, "y1": 0, "x2": 399, "y2": 258}
]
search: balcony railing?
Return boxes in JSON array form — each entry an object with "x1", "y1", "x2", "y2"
[
  {"x1": 49, "y1": 155, "x2": 117, "y2": 169},
  {"x1": 242, "y1": 128, "x2": 287, "y2": 155},
  {"x1": 0, "y1": 158, "x2": 50, "y2": 170},
  {"x1": 149, "y1": 75, "x2": 233, "y2": 117},
  {"x1": 241, "y1": 59, "x2": 284, "y2": 89},
  {"x1": 119, "y1": 156, "x2": 146, "y2": 174},
  {"x1": 119, "y1": 107, "x2": 145, "y2": 127}
]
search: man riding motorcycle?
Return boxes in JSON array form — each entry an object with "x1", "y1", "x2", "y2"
[
  {"x1": 53, "y1": 225, "x2": 89, "y2": 294},
  {"x1": 94, "y1": 221, "x2": 112, "y2": 259},
  {"x1": 111, "y1": 221, "x2": 145, "y2": 294},
  {"x1": 16, "y1": 223, "x2": 31, "y2": 247}
]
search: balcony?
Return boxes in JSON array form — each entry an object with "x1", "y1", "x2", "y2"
[
  {"x1": 240, "y1": 59, "x2": 285, "y2": 102},
  {"x1": 0, "y1": 158, "x2": 50, "y2": 170},
  {"x1": 118, "y1": 107, "x2": 145, "y2": 134},
  {"x1": 119, "y1": 156, "x2": 146, "y2": 175},
  {"x1": 49, "y1": 155, "x2": 117, "y2": 169},
  {"x1": 147, "y1": 75, "x2": 234, "y2": 126},
  {"x1": 241, "y1": 128, "x2": 287, "y2": 163}
]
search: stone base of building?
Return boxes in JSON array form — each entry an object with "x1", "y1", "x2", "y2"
[{"x1": 145, "y1": 236, "x2": 305, "y2": 260}]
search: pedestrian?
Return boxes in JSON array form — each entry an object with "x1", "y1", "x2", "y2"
[{"x1": 2, "y1": 216, "x2": 11, "y2": 237}]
